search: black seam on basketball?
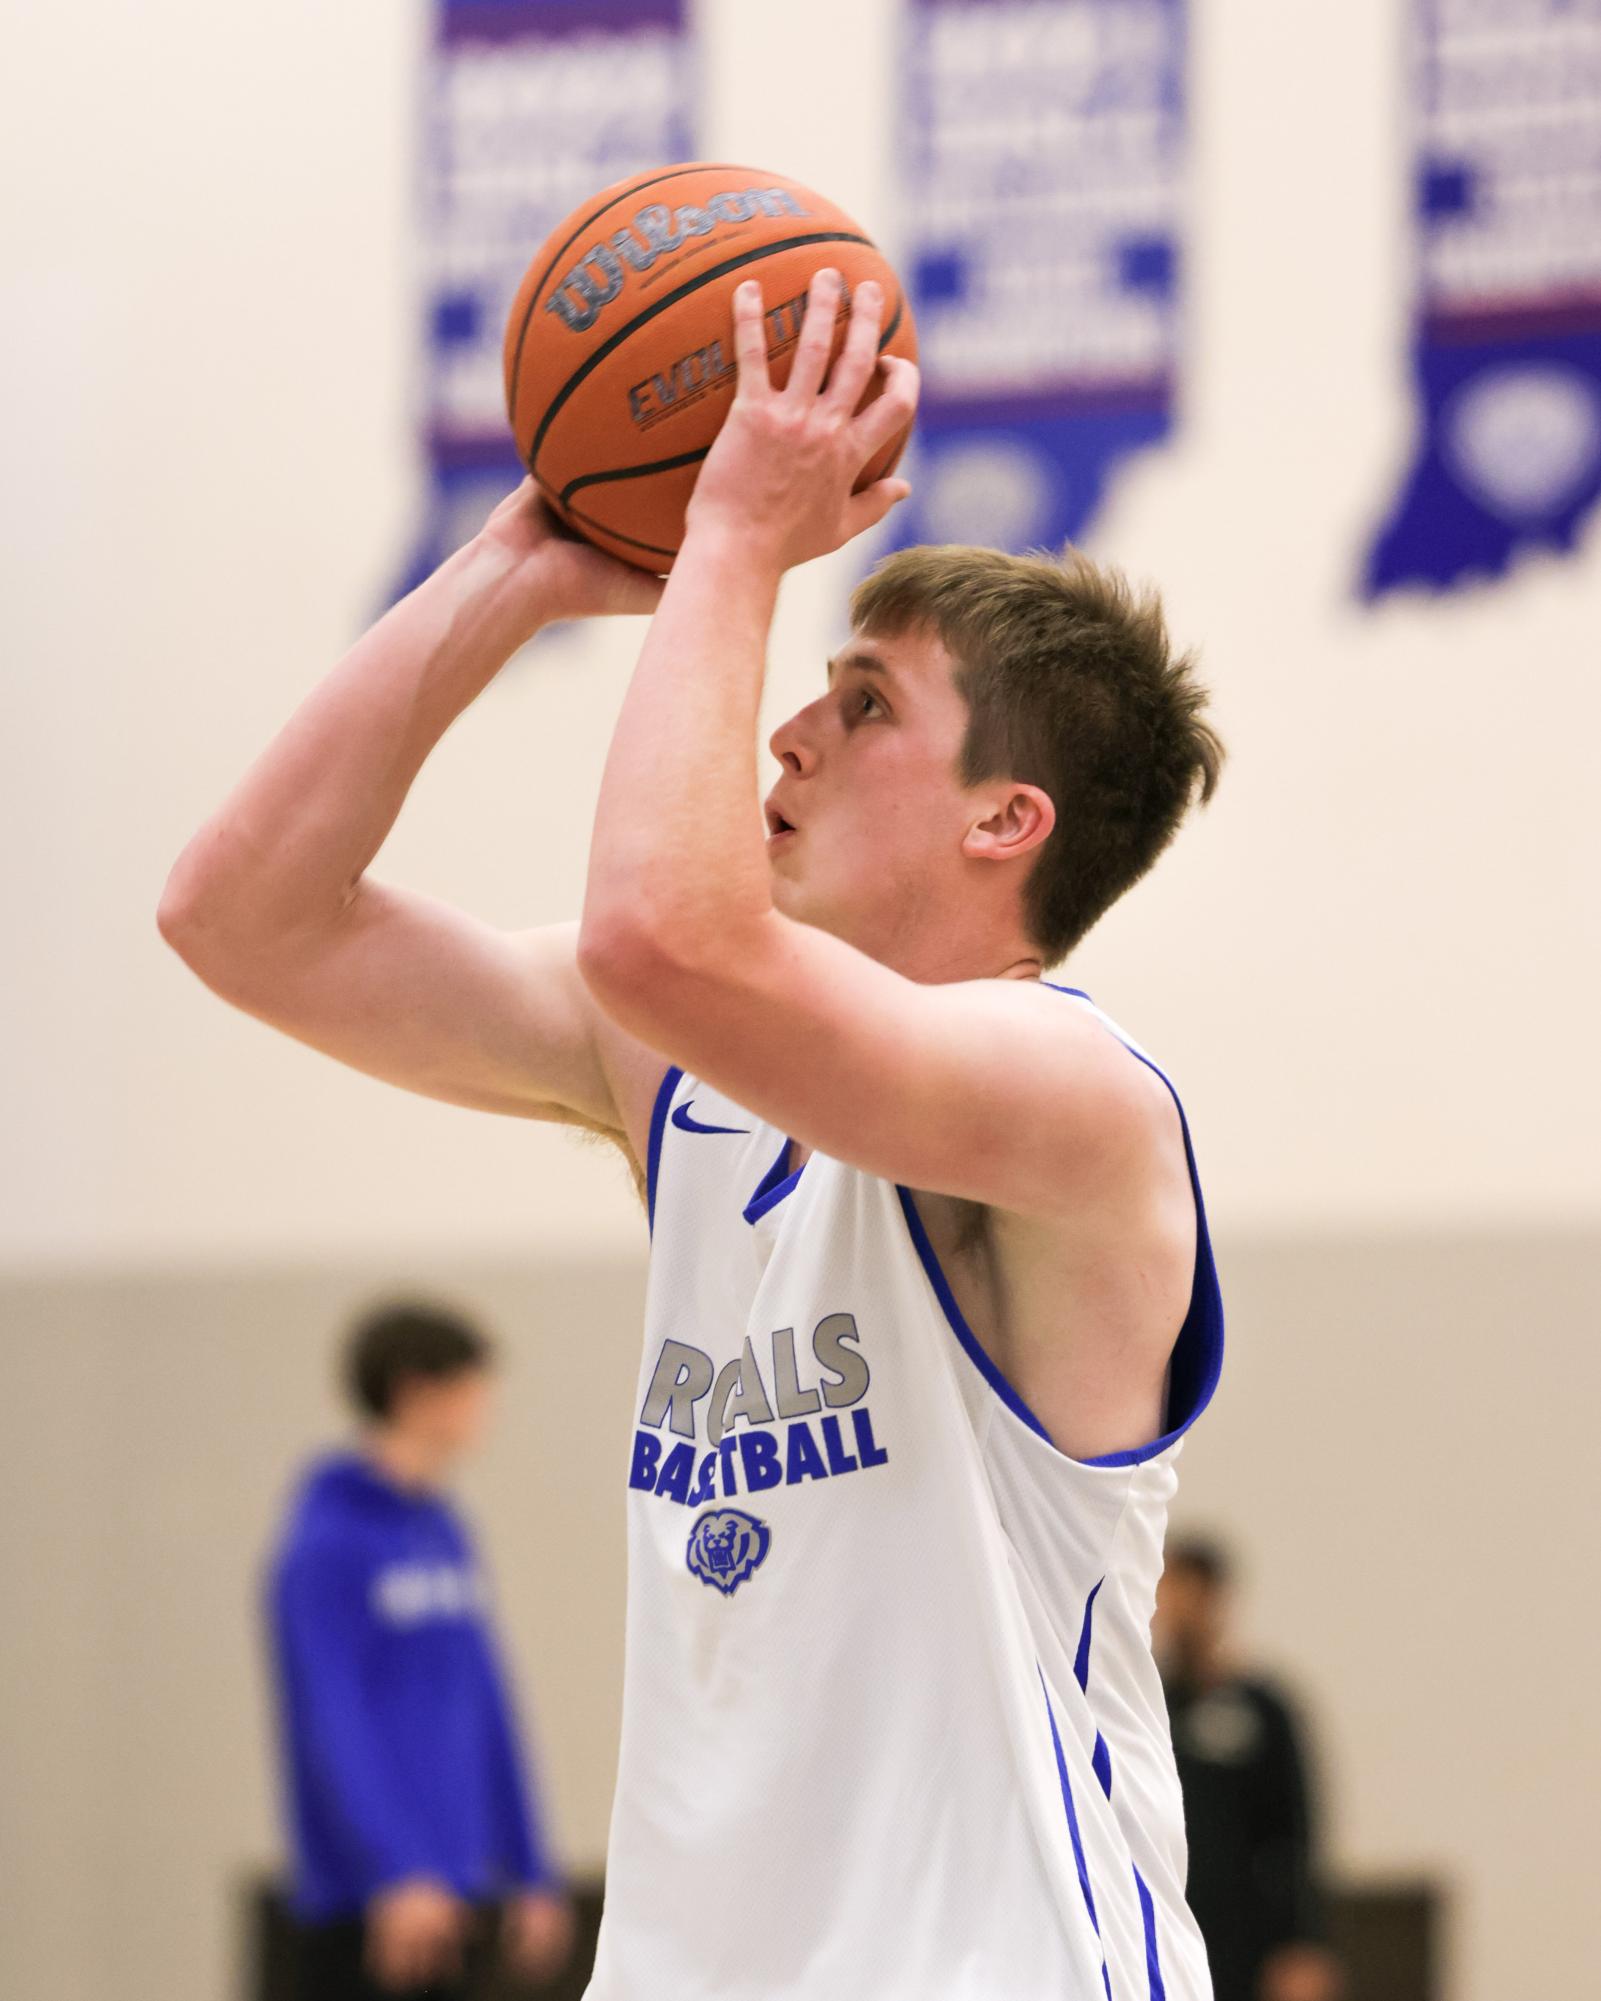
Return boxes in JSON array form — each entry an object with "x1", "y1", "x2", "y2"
[
  {"x1": 528, "y1": 467, "x2": 679, "y2": 559},
  {"x1": 527, "y1": 272, "x2": 907, "y2": 552},
  {"x1": 529, "y1": 230, "x2": 875, "y2": 476},
  {"x1": 507, "y1": 164, "x2": 761, "y2": 419},
  {"x1": 561, "y1": 501, "x2": 679, "y2": 559},
  {"x1": 560, "y1": 446, "x2": 710, "y2": 507}
]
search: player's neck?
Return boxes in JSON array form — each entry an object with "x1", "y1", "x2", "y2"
[
  {"x1": 364, "y1": 1426, "x2": 451, "y2": 1495},
  {"x1": 856, "y1": 914, "x2": 1043, "y2": 987},
  {"x1": 914, "y1": 945, "x2": 1043, "y2": 985}
]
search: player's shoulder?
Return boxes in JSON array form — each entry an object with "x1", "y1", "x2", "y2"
[
  {"x1": 976, "y1": 984, "x2": 1195, "y2": 1270},
  {"x1": 960, "y1": 972, "x2": 1122, "y2": 1035},
  {"x1": 979, "y1": 977, "x2": 1178, "y2": 1118}
]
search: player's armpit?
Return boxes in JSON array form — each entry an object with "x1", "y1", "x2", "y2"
[{"x1": 578, "y1": 912, "x2": 1180, "y2": 1223}]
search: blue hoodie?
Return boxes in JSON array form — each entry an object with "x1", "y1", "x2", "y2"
[{"x1": 266, "y1": 1451, "x2": 557, "y2": 1921}]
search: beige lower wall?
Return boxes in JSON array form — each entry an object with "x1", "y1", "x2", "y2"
[{"x1": 2, "y1": 1230, "x2": 1595, "y2": 2001}]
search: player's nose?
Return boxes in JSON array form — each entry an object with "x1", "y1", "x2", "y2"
[{"x1": 769, "y1": 708, "x2": 820, "y2": 777}]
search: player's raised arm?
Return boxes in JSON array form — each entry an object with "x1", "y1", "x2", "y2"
[
  {"x1": 159, "y1": 487, "x2": 666, "y2": 1139},
  {"x1": 576, "y1": 269, "x2": 1112, "y2": 1214},
  {"x1": 578, "y1": 269, "x2": 1208, "y2": 1222}
]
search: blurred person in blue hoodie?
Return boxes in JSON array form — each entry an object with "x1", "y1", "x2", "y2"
[{"x1": 267, "y1": 1301, "x2": 573, "y2": 1998}]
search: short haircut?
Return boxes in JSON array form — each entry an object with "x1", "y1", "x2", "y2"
[
  {"x1": 1164, "y1": 1534, "x2": 1233, "y2": 1590},
  {"x1": 850, "y1": 544, "x2": 1224, "y2": 964},
  {"x1": 343, "y1": 1300, "x2": 492, "y2": 1421}
]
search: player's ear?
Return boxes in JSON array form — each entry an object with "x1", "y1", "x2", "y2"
[{"x1": 961, "y1": 784, "x2": 1055, "y2": 865}]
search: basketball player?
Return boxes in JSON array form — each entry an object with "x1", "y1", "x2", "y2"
[{"x1": 161, "y1": 269, "x2": 1226, "y2": 1999}]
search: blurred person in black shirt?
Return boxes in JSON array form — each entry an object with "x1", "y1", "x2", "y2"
[{"x1": 1155, "y1": 1537, "x2": 1343, "y2": 2001}]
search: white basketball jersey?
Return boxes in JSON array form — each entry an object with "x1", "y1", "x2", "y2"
[{"x1": 585, "y1": 986, "x2": 1224, "y2": 2001}]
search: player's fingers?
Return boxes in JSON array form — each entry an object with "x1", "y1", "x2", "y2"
[
  {"x1": 483, "y1": 477, "x2": 537, "y2": 530},
  {"x1": 730, "y1": 280, "x2": 772, "y2": 400},
  {"x1": 842, "y1": 477, "x2": 912, "y2": 542},
  {"x1": 850, "y1": 355, "x2": 921, "y2": 459},
  {"x1": 785, "y1": 268, "x2": 843, "y2": 401},
  {"x1": 824, "y1": 278, "x2": 884, "y2": 415}
]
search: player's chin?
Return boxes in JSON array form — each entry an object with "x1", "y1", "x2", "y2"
[{"x1": 766, "y1": 862, "x2": 810, "y2": 918}]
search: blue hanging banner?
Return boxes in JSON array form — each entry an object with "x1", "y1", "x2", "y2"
[
  {"x1": 393, "y1": 0, "x2": 695, "y2": 599},
  {"x1": 1364, "y1": 0, "x2": 1601, "y2": 596},
  {"x1": 894, "y1": 0, "x2": 1185, "y2": 552}
]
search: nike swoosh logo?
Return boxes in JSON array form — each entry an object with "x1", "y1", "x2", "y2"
[{"x1": 671, "y1": 1101, "x2": 750, "y2": 1137}]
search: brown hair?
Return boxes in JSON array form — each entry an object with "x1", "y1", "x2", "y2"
[
  {"x1": 850, "y1": 544, "x2": 1224, "y2": 964},
  {"x1": 344, "y1": 1300, "x2": 492, "y2": 1419}
]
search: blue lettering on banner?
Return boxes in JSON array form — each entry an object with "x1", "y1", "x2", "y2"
[
  {"x1": 1363, "y1": 0, "x2": 1601, "y2": 593},
  {"x1": 390, "y1": 1, "x2": 696, "y2": 602},
  {"x1": 893, "y1": 0, "x2": 1186, "y2": 552}
]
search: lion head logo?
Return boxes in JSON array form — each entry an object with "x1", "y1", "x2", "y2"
[{"x1": 686, "y1": 1508, "x2": 772, "y2": 1597}]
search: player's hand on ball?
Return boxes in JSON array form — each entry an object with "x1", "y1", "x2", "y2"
[
  {"x1": 478, "y1": 480, "x2": 666, "y2": 621},
  {"x1": 687, "y1": 268, "x2": 919, "y2": 571}
]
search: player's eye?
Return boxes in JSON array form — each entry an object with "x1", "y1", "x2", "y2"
[{"x1": 849, "y1": 687, "x2": 883, "y2": 720}]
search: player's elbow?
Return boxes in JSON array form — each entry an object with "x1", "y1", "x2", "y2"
[
  {"x1": 156, "y1": 848, "x2": 214, "y2": 961},
  {"x1": 157, "y1": 883, "x2": 243, "y2": 1003},
  {"x1": 576, "y1": 910, "x2": 663, "y2": 1013},
  {"x1": 157, "y1": 840, "x2": 272, "y2": 997},
  {"x1": 577, "y1": 907, "x2": 718, "y2": 1036}
]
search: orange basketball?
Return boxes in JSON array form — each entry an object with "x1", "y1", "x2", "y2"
[{"x1": 503, "y1": 163, "x2": 919, "y2": 572}]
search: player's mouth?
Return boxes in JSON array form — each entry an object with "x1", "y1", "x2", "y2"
[{"x1": 764, "y1": 797, "x2": 800, "y2": 847}]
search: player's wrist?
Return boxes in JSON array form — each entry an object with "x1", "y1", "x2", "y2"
[
  {"x1": 676, "y1": 508, "x2": 785, "y2": 589},
  {"x1": 452, "y1": 528, "x2": 564, "y2": 640}
]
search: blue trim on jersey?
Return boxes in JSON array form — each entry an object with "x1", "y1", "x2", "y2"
[
  {"x1": 897, "y1": 989, "x2": 1222, "y2": 1462},
  {"x1": 1076, "y1": 1078, "x2": 1223, "y2": 1466},
  {"x1": 1074, "y1": 1578, "x2": 1103, "y2": 1690},
  {"x1": 743, "y1": 1138, "x2": 804, "y2": 1226},
  {"x1": 1134, "y1": 1866, "x2": 1168, "y2": 2001},
  {"x1": 1074, "y1": 1578, "x2": 1114, "y2": 1795},
  {"x1": 1092, "y1": 1731, "x2": 1113, "y2": 1800},
  {"x1": 646, "y1": 1066, "x2": 683, "y2": 1235},
  {"x1": 1061, "y1": 1603, "x2": 1161, "y2": 1999},
  {"x1": 1040, "y1": 1668, "x2": 1114, "y2": 2001},
  {"x1": 897, "y1": 1186, "x2": 1052, "y2": 1443},
  {"x1": 1054, "y1": 985, "x2": 1226, "y2": 1464},
  {"x1": 1072, "y1": 1576, "x2": 1112, "y2": 1800}
]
